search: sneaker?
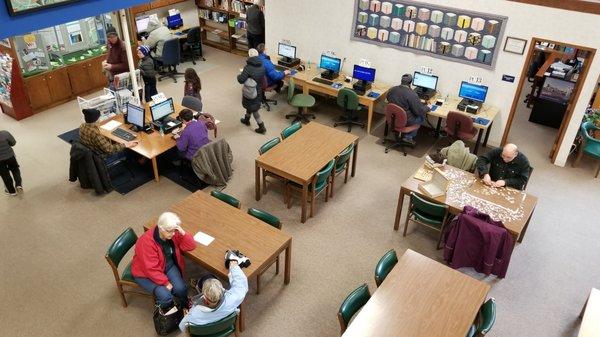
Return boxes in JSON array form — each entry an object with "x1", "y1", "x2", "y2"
[
  {"x1": 4, "y1": 190, "x2": 17, "y2": 196},
  {"x1": 16, "y1": 186, "x2": 23, "y2": 193}
]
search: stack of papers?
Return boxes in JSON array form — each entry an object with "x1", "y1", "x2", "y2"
[
  {"x1": 194, "y1": 231, "x2": 215, "y2": 246},
  {"x1": 100, "y1": 120, "x2": 121, "y2": 131}
]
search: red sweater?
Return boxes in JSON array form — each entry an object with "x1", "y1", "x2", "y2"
[
  {"x1": 106, "y1": 39, "x2": 129, "y2": 76},
  {"x1": 131, "y1": 226, "x2": 197, "y2": 285}
]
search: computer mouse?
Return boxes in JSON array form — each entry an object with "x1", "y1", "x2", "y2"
[{"x1": 344, "y1": 76, "x2": 352, "y2": 83}]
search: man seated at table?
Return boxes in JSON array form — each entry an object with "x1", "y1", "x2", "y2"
[
  {"x1": 256, "y1": 43, "x2": 290, "y2": 92},
  {"x1": 143, "y1": 16, "x2": 173, "y2": 58},
  {"x1": 174, "y1": 109, "x2": 210, "y2": 161},
  {"x1": 178, "y1": 251, "x2": 249, "y2": 331},
  {"x1": 475, "y1": 143, "x2": 531, "y2": 190},
  {"x1": 386, "y1": 74, "x2": 431, "y2": 146},
  {"x1": 79, "y1": 109, "x2": 138, "y2": 161}
]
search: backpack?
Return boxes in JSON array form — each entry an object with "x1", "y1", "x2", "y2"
[{"x1": 242, "y1": 77, "x2": 258, "y2": 99}]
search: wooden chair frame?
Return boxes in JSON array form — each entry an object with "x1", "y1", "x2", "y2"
[
  {"x1": 330, "y1": 147, "x2": 353, "y2": 198},
  {"x1": 105, "y1": 255, "x2": 153, "y2": 308},
  {"x1": 285, "y1": 174, "x2": 332, "y2": 219},
  {"x1": 403, "y1": 196, "x2": 450, "y2": 250}
]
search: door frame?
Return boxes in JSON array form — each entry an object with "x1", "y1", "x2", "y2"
[{"x1": 500, "y1": 37, "x2": 596, "y2": 163}]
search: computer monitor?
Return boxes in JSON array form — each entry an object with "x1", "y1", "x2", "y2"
[
  {"x1": 150, "y1": 98, "x2": 175, "y2": 122},
  {"x1": 320, "y1": 55, "x2": 342, "y2": 73},
  {"x1": 353, "y1": 65, "x2": 376, "y2": 82},
  {"x1": 278, "y1": 43, "x2": 296, "y2": 60},
  {"x1": 413, "y1": 72, "x2": 438, "y2": 91},
  {"x1": 126, "y1": 103, "x2": 145, "y2": 130},
  {"x1": 135, "y1": 16, "x2": 150, "y2": 32},
  {"x1": 458, "y1": 81, "x2": 488, "y2": 103}
]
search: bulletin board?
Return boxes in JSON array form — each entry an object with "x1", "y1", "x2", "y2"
[{"x1": 351, "y1": 0, "x2": 508, "y2": 69}]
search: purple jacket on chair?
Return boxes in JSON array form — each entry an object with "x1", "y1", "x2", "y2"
[{"x1": 443, "y1": 206, "x2": 515, "y2": 278}]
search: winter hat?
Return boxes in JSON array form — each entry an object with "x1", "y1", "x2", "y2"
[
  {"x1": 138, "y1": 45, "x2": 151, "y2": 57},
  {"x1": 248, "y1": 49, "x2": 259, "y2": 57},
  {"x1": 106, "y1": 26, "x2": 118, "y2": 37},
  {"x1": 82, "y1": 108, "x2": 101, "y2": 123},
  {"x1": 401, "y1": 73, "x2": 413, "y2": 86}
]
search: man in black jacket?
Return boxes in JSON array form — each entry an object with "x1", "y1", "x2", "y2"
[
  {"x1": 246, "y1": 0, "x2": 265, "y2": 49},
  {"x1": 238, "y1": 49, "x2": 267, "y2": 134},
  {"x1": 386, "y1": 74, "x2": 431, "y2": 145},
  {"x1": 475, "y1": 143, "x2": 531, "y2": 190}
]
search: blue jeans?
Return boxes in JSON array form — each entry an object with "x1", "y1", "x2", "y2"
[
  {"x1": 134, "y1": 264, "x2": 188, "y2": 308},
  {"x1": 404, "y1": 115, "x2": 425, "y2": 140}
]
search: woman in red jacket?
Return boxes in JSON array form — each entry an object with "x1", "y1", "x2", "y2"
[{"x1": 132, "y1": 212, "x2": 197, "y2": 309}]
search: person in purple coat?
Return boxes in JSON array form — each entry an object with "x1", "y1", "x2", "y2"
[{"x1": 175, "y1": 109, "x2": 210, "y2": 161}]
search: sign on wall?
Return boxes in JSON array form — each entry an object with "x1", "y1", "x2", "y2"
[{"x1": 351, "y1": 0, "x2": 508, "y2": 69}]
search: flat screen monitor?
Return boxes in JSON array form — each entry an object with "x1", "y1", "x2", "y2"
[
  {"x1": 136, "y1": 16, "x2": 150, "y2": 32},
  {"x1": 458, "y1": 81, "x2": 488, "y2": 103},
  {"x1": 150, "y1": 98, "x2": 175, "y2": 122},
  {"x1": 413, "y1": 72, "x2": 438, "y2": 91},
  {"x1": 127, "y1": 103, "x2": 145, "y2": 129},
  {"x1": 278, "y1": 43, "x2": 296, "y2": 59},
  {"x1": 353, "y1": 65, "x2": 376, "y2": 82},
  {"x1": 320, "y1": 55, "x2": 341, "y2": 73}
]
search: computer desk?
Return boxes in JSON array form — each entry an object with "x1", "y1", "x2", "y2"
[
  {"x1": 425, "y1": 95, "x2": 499, "y2": 154},
  {"x1": 99, "y1": 103, "x2": 184, "y2": 182}
]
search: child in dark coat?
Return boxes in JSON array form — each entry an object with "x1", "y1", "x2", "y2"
[{"x1": 137, "y1": 45, "x2": 158, "y2": 102}]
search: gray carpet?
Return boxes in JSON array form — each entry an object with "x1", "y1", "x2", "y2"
[{"x1": 1, "y1": 46, "x2": 599, "y2": 337}]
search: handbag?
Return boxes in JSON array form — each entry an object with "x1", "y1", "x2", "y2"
[{"x1": 152, "y1": 288, "x2": 184, "y2": 335}]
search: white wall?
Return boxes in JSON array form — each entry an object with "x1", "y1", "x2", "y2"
[
  {"x1": 136, "y1": 0, "x2": 199, "y2": 29},
  {"x1": 265, "y1": 0, "x2": 600, "y2": 167}
]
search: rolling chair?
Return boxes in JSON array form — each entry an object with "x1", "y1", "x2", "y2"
[
  {"x1": 156, "y1": 38, "x2": 184, "y2": 83},
  {"x1": 181, "y1": 27, "x2": 205, "y2": 64},
  {"x1": 334, "y1": 88, "x2": 364, "y2": 132},
  {"x1": 285, "y1": 77, "x2": 316, "y2": 123},
  {"x1": 444, "y1": 111, "x2": 478, "y2": 148},
  {"x1": 383, "y1": 103, "x2": 420, "y2": 156},
  {"x1": 261, "y1": 76, "x2": 278, "y2": 112}
]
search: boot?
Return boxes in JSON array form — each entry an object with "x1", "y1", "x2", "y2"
[
  {"x1": 240, "y1": 116, "x2": 250, "y2": 126},
  {"x1": 255, "y1": 122, "x2": 266, "y2": 134}
]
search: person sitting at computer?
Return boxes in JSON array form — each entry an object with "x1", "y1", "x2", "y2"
[
  {"x1": 475, "y1": 143, "x2": 531, "y2": 190},
  {"x1": 256, "y1": 43, "x2": 290, "y2": 92},
  {"x1": 143, "y1": 16, "x2": 173, "y2": 58},
  {"x1": 79, "y1": 108, "x2": 138, "y2": 156},
  {"x1": 179, "y1": 251, "x2": 249, "y2": 331},
  {"x1": 132, "y1": 212, "x2": 197, "y2": 310},
  {"x1": 386, "y1": 74, "x2": 431, "y2": 145},
  {"x1": 175, "y1": 109, "x2": 211, "y2": 161}
]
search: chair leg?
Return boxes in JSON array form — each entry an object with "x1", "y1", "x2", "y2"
[
  {"x1": 310, "y1": 192, "x2": 315, "y2": 218},
  {"x1": 286, "y1": 186, "x2": 292, "y2": 209},
  {"x1": 403, "y1": 212, "x2": 411, "y2": 237},
  {"x1": 262, "y1": 170, "x2": 267, "y2": 195},
  {"x1": 330, "y1": 174, "x2": 336, "y2": 198},
  {"x1": 344, "y1": 163, "x2": 349, "y2": 183},
  {"x1": 275, "y1": 256, "x2": 280, "y2": 275},
  {"x1": 117, "y1": 282, "x2": 128, "y2": 308},
  {"x1": 573, "y1": 146, "x2": 584, "y2": 167}
]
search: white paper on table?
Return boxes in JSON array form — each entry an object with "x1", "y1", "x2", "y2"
[
  {"x1": 101, "y1": 120, "x2": 122, "y2": 131},
  {"x1": 194, "y1": 231, "x2": 215, "y2": 246}
]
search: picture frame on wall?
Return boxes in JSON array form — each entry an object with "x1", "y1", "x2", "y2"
[
  {"x1": 5, "y1": 0, "x2": 82, "y2": 16},
  {"x1": 503, "y1": 36, "x2": 527, "y2": 55}
]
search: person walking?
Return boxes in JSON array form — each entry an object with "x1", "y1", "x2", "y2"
[
  {"x1": 237, "y1": 49, "x2": 266, "y2": 134},
  {"x1": 246, "y1": 0, "x2": 265, "y2": 49},
  {"x1": 0, "y1": 130, "x2": 22, "y2": 196}
]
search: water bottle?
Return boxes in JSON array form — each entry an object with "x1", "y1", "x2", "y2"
[
  {"x1": 307, "y1": 59, "x2": 311, "y2": 71},
  {"x1": 159, "y1": 124, "x2": 164, "y2": 137}
]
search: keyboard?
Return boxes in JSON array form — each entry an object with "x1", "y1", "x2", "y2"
[
  {"x1": 111, "y1": 128, "x2": 136, "y2": 141},
  {"x1": 274, "y1": 65, "x2": 287, "y2": 72},
  {"x1": 312, "y1": 77, "x2": 334, "y2": 85}
]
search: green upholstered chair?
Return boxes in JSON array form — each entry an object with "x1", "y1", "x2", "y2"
[
  {"x1": 403, "y1": 192, "x2": 450, "y2": 249},
  {"x1": 330, "y1": 143, "x2": 354, "y2": 198},
  {"x1": 210, "y1": 190, "x2": 241, "y2": 209},
  {"x1": 248, "y1": 208, "x2": 282, "y2": 294},
  {"x1": 474, "y1": 298, "x2": 496, "y2": 336},
  {"x1": 286, "y1": 159, "x2": 335, "y2": 218},
  {"x1": 466, "y1": 324, "x2": 476, "y2": 337},
  {"x1": 337, "y1": 284, "x2": 371, "y2": 334},
  {"x1": 334, "y1": 88, "x2": 364, "y2": 132},
  {"x1": 285, "y1": 77, "x2": 316, "y2": 123},
  {"x1": 258, "y1": 137, "x2": 286, "y2": 198},
  {"x1": 105, "y1": 227, "x2": 153, "y2": 307},
  {"x1": 280, "y1": 121, "x2": 302, "y2": 140},
  {"x1": 259, "y1": 137, "x2": 281, "y2": 154},
  {"x1": 573, "y1": 121, "x2": 600, "y2": 178},
  {"x1": 374, "y1": 249, "x2": 398, "y2": 287},
  {"x1": 186, "y1": 311, "x2": 239, "y2": 337}
]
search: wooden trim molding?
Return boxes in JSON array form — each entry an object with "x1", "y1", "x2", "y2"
[{"x1": 509, "y1": 0, "x2": 600, "y2": 15}]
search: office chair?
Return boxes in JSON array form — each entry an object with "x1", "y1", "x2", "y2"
[
  {"x1": 261, "y1": 76, "x2": 278, "y2": 112},
  {"x1": 181, "y1": 27, "x2": 205, "y2": 64},
  {"x1": 383, "y1": 103, "x2": 419, "y2": 156},
  {"x1": 156, "y1": 38, "x2": 184, "y2": 83},
  {"x1": 285, "y1": 77, "x2": 316, "y2": 123},
  {"x1": 444, "y1": 111, "x2": 478, "y2": 147},
  {"x1": 334, "y1": 88, "x2": 365, "y2": 132}
]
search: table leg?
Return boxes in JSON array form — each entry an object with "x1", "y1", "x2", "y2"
[
  {"x1": 435, "y1": 117, "x2": 442, "y2": 137},
  {"x1": 239, "y1": 300, "x2": 245, "y2": 332},
  {"x1": 518, "y1": 206, "x2": 535, "y2": 243},
  {"x1": 302, "y1": 85, "x2": 310, "y2": 115},
  {"x1": 151, "y1": 157, "x2": 160, "y2": 182},
  {"x1": 367, "y1": 103, "x2": 374, "y2": 134},
  {"x1": 255, "y1": 162, "x2": 261, "y2": 201},
  {"x1": 284, "y1": 240, "x2": 292, "y2": 285},
  {"x1": 351, "y1": 140, "x2": 359, "y2": 177},
  {"x1": 483, "y1": 121, "x2": 493, "y2": 148},
  {"x1": 301, "y1": 183, "x2": 308, "y2": 223},
  {"x1": 473, "y1": 129, "x2": 484, "y2": 155},
  {"x1": 394, "y1": 188, "x2": 406, "y2": 231}
]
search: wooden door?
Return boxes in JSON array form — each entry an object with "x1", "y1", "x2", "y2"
[
  {"x1": 24, "y1": 75, "x2": 52, "y2": 110},
  {"x1": 67, "y1": 63, "x2": 92, "y2": 95},
  {"x1": 46, "y1": 68, "x2": 72, "y2": 102},
  {"x1": 88, "y1": 57, "x2": 109, "y2": 90},
  {"x1": 151, "y1": 0, "x2": 171, "y2": 9}
]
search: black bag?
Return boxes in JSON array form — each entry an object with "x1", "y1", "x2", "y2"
[{"x1": 152, "y1": 289, "x2": 184, "y2": 335}]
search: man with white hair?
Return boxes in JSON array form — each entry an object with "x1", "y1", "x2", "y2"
[
  {"x1": 475, "y1": 143, "x2": 531, "y2": 190},
  {"x1": 178, "y1": 251, "x2": 249, "y2": 331},
  {"x1": 131, "y1": 212, "x2": 197, "y2": 309}
]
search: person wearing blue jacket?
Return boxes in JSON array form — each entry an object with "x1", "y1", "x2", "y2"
[{"x1": 257, "y1": 43, "x2": 290, "y2": 92}]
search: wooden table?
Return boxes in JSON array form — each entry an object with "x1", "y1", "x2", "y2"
[
  {"x1": 426, "y1": 95, "x2": 500, "y2": 154},
  {"x1": 291, "y1": 67, "x2": 391, "y2": 134},
  {"x1": 579, "y1": 288, "x2": 600, "y2": 337},
  {"x1": 99, "y1": 103, "x2": 183, "y2": 182},
  {"x1": 143, "y1": 191, "x2": 292, "y2": 331},
  {"x1": 343, "y1": 249, "x2": 490, "y2": 337},
  {"x1": 394, "y1": 165, "x2": 538, "y2": 243},
  {"x1": 255, "y1": 122, "x2": 359, "y2": 223}
]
